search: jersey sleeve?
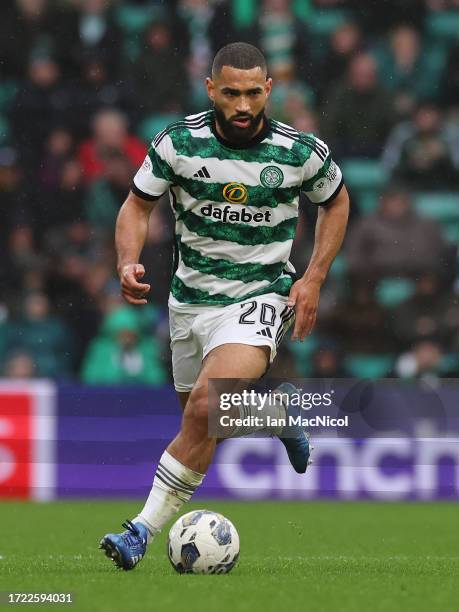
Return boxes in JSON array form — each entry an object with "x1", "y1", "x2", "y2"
[
  {"x1": 300, "y1": 135, "x2": 343, "y2": 205},
  {"x1": 132, "y1": 131, "x2": 175, "y2": 200}
]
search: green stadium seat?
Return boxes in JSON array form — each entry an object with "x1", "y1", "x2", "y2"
[
  {"x1": 115, "y1": 4, "x2": 166, "y2": 62},
  {"x1": 427, "y1": 11, "x2": 459, "y2": 41},
  {"x1": 376, "y1": 278, "x2": 416, "y2": 308},
  {"x1": 414, "y1": 192, "x2": 459, "y2": 243},
  {"x1": 344, "y1": 354, "x2": 395, "y2": 379},
  {"x1": 444, "y1": 222, "x2": 459, "y2": 244},
  {"x1": 341, "y1": 159, "x2": 387, "y2": 191},
  {"x1": 232, "y1": 0, "x2": 257, "y2": 29},
  {"x1": 308, "y1": 9, "x2": 348, "y2": 36},
  {"x1": 357, "y1": 191, "x2": 380, "y2": 214},
  {"x1": 328, "y1": 253, "x2": 347, "y2": 280},
  {"x1": 414, "y1": 192, "x2": 459, "y2": 223},
  {"x1": 441, "y1": 354, "x2": 459, "y2": 376},
  {"x1": 286, "y1": 334, "x2": 319, "y2": 377},
  {"x1": 137, "y1": 114, "x2": 182, "y2": 143},
  {"x1": 0, "y1": 81, "x2": 17, "y2": 113},
  {"x1": 115, "y1": 4, "x2": 159, "y2": 34}
]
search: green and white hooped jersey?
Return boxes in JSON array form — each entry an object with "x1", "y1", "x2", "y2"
[{"x1": 132, "y1": 110, "x2": 343, "y2": 306}]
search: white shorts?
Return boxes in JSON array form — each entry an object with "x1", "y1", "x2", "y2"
[{"x1": 169, "y1": 292, "x2": 295, "y2": 392}]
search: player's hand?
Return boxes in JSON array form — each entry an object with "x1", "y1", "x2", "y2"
[
  {"x1": 287, "y1": 278, "x2": 321, "y2": 341},
  {"x1": 119, "y1": 263, "x2": 151, "y2": 305}
]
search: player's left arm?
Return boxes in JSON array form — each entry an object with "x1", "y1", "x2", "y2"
[{"x1": 289, "y1": 141, "x2": 350, "y2": 341}]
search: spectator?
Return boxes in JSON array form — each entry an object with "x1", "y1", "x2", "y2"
[
  {"x1": 376, "y1": 25, "x2": 440, "y2": 116},
  {"x1": 81, "y1": 306, "x2": 167, "y2": 385},
  {"x1": 210, "y1": 0, "x2": 311, "y2": 81},
  {"x1": 131, "y1": 19, "x2": 190, "y2": 115},
  {"x1": 176, "y1": 0, "x2": 208, "y2": 110},
  {"x1": 44, "y1": 253, "x2": 104, "y2": 370},
  {"x1": 12, "y1": 54, "x2": 72, "y2": 166},
  {"x1": 346, "y1": 188, "x2": 450, "y2": 280},
  {"x1": 310, "y1": 342, "x2": 349, "y2": 378},
  {"x1": 70, "y1": 54, "x2": 135, "y2": 136},
  {"x1": 427, "y1": 0, "x2": 459, "y2": 9},
  {"x1": 442, "y1": 39, "x2": 459, "y2": 110},
  {"x1": 257, "y1": 0, "x2": 311, "y2": 82},
  {"x1": 69, "y1": 0, "x2": 123, "y2": 79},
  {"x1": 38, "y1": 127, "x2": 75, "y2": 193},
  {"x1": 4, "y1": 226, "x2": 45, "y2": 308},
  {"x1": 85, "y1": 149, "x2": 133, "y2": 233},
  {"x1": 37, "y1": 157, "x2": 86, "y2": 240},
  {"x1": 348, "y1": 0, "x2": 427, "y2": 36},
  {"x1": 314, "y1": 21, "x2": 363, "y2": 102},
  {"x1": 382, "y1": 103, "x2": 459, "y2": 190},
  {"x1": 0, "y1": 148, "x2": 30, "y2": 261},
  {"x1": 322, "y1": 280, "x2": 396, "y2": 355},
  {"x1": 321, "y1": 52, "x2": 395, "y2": 157},
  {"x1": 0, "y1": 0, "x2": 77, "y2": 79},
  {"x1": 78, "y1": 108, "x2": 146, "y2": 182},
  {"x1": 393, "y1": 274, "x2": 459, "y2": 351},
  {"x1": 2, "y1": 350, "x2": 37, "y2": 378},
  {"x1": 395, "y1": 340, "x2": 445, "y2": 380},
  {"x1": 4, "y1": 291, "x2": 74, "y2": 378}
]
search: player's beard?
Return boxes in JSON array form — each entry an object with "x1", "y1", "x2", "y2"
[{"x1": 213, "y1": 104, "x2": 265, "y2": 145}]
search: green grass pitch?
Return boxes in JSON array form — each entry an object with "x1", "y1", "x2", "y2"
[{"x1": 1, "y1": 500, "x2": 458, "y2": 611}]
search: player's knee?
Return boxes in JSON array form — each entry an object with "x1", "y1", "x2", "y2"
[{"x1": 184, "y1": 386, "x2": 209, "y2": 428}]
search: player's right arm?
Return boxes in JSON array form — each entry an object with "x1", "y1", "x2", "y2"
[
  {"x1": 116, "y1": 131, "x2": 176, "y2": 305},
  {"x1": 116, "y1": 191, "x2": 158, "y2": 305}
]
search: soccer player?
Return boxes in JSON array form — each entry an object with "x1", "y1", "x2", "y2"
[{"x1": 100, "y1": 42, "x2": 349, "y2": 569}]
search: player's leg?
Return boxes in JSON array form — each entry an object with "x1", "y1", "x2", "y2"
[
  {"x1": 133, "y1": 343, "x2": 270, "y2": 538},
  {"x1": 168, "y1": 343, "x2": 270, "y2": 470},
  {"x1": 100, "y1": 343, "x2": 270, "y2": 570},
  {"x1": 177, "y1": 392, "x2": 190, "y2": 411}
]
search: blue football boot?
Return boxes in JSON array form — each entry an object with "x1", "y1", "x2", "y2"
[
  {"x1": 99, "y1": 520, "x2": 149, "y2": 570},
  {"x1": 275, "y1": 383, "x2": 312, "y2": 474}
]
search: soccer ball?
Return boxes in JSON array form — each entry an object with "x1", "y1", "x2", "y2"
[{"x1": 167, "y1": 509, "x2": 240, "y2": 574}]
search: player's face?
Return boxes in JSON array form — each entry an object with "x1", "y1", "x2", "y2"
[{"x1": 206, "y1": 66, "x2": 272, "y2": 144}]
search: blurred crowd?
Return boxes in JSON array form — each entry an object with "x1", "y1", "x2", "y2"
[{"x1": 1, "y1": 0, "x2": 459, "y2": 384}]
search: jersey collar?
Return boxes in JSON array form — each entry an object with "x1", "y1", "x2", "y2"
[{"x1": 210, "y1": 112, "x2": 270, "y2": 149}]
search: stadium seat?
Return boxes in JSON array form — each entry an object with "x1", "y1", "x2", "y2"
[
  {"x1": 307, "y1": 8, "x2": 348, "y2": 36},
  {"x1": 414, "y1": 192, "x2": 459, "y2": 243},
  {"x1": 441, "y1": 353, "x2": 459, "y2": 376},
  {"x1": 344, "y1": 354, "x2": 395, "y2": 379},
  {"x1": 414, "y1": 192, "x2": 459, "y2": 222},
  {"x1": 444, "y1": 223, "x2": 459, "y2": 244},
  {"x1": 357, "y1": 191, "x2": 380, "y2": 214},
  {"x1": 137, "y1": 114, "x2": 182, "y2": 143},
  {"x1": 427, "y1": 11, "x2": 459, "y2": 41},
  {"x1": 232, "y1": 0, "x2": 257, "y2": 28},
  {"x1": 115, "y1": 3, "x2": 159, "y2": 34},
  {"x1": 328, "y1": 253, "x2": 347, "y2": 280},
  {"x1": 287, "y1": 334, "x2": 319, "y2": 377},
  {"x1": 115, "y1": 3, "x2": 165, "y2": 62},
  {"x1": 0, "y1": 81, "x2": 17, "y2": 113},
  {"x1": 341, "y1": 159, "x2": 387, "y2": 191},
  {"x1": 376, "y1": 278, "x2": 416, "y2": 308}
]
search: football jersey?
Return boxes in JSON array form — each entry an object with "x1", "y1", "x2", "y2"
[{"x1": 132, "y1": 110, "x2": 343, "y2": 306}]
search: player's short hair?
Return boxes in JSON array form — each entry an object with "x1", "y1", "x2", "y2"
[{"x1": 212, "y1": 42, "x2": 267, "y2": 77}]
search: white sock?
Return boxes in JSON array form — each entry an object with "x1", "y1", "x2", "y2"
[
  {"x1": 133, "y1": 450, "x2": 204, "y2": 544},
  {"x1": 230, "y1": 391, "x2": 287, "y2": 437}
]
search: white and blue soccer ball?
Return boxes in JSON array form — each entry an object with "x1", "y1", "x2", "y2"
[{"x1": 167, "y1": 509, "x2": 240, "y2": 574}]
